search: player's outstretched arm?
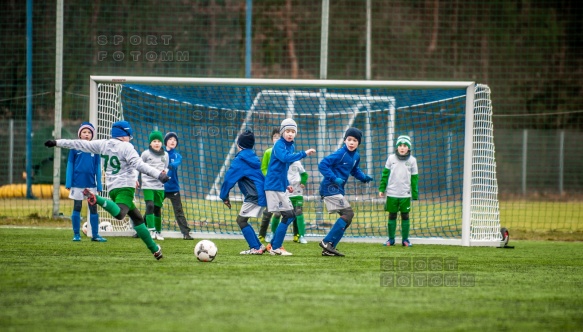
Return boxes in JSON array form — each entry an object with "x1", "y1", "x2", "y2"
[{"x1": 46, "y1": 139, "x2": 103, "y2": 155}]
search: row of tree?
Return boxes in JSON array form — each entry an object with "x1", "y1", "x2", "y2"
[{"x1": 1, "y1": 0, "x2": 582, "y2": 128}]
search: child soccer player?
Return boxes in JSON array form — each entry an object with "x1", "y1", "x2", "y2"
[
  {"x1": 163, "y1": 132, "x2": 193, "y2": 240},
  {"x1": 288, "y1": 160, "x2": 309, "y2": 244},
  {"x1": 318, "y1": 127, "x2": 373, "y2": 257},
  {"x1": 45, "y1": 120, "x2": 170, "y2": 260},
  {"x1": 268, "y1": 160, "x2": 309, "y2": 244},
  {"x1": 378, "y1": 135, "x2": 418, "y2": 247},
  {"x1": 258, "y1": 128, "x2": 280, "y2": 243},
  {"x1": 65, "y1": 122, "x2": 105, "y2": 242},
  {"x1": 264, "y1": 118, "x2": 316, "y2": 256},
  {"x1": 219, "y1": 130, "x2": 266, "y2": 255},
  {"x1": 141, "y1": 130, "x2": 169, "y2": 241}
]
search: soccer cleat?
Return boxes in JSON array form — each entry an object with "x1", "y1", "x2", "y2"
[
  {"x1": 383, "y1": 239, "x2": 396, "y2": 246},
  {"x1": 299, "y1": 236, "x2": 308, "y2": 244},
  {"x1": 240, "y1": 245, "x2": 266, "y2": 255},
  {"x1": 265, "y1": 232, "x2": 273, "y2": 243},
  {"x1": 72, "y1": 234, "x2": 81, "y2": 242},
  {"x1": 321, "y1": 249, "x2": 339, "y2": 256},
  {"x1": 293, "y1": 234, "x2": 300, "y2": 243},
  {"x1": 132, "y1": 232, "x2": 139, "y2": 238},
  {"x1": 153, "y1": 232, "x2": 164, "y2": 241},
  {"x1": 266, "y1": 243, "x2": 286, "y2": 252},
  {"x1": 82, "y1": 189, "x2": 97, "y2": 206},
  {"x1": 258, "y1": 235, "x2": 265, "y2": 243},
  {"x1": 183, "y1": 234, "x2": 194, "y2": 240},
  {"x1": 91, "y1": 235, "x2": 107, "y2": 242},
  {"x1": 153, "y1": 245, "x2": 163, "y2": 260},
  {"x1": 269, "y1": 247, "x2": 293, "y2": 256},
  {"x1": 319, "y1": 240, "x2": 345, "y2": 257},
  {"x1": 402, "y1": 239, "x2": 413, "y2": 247}
]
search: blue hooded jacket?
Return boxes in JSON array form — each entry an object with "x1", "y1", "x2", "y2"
[
  {"x1": 164, "y1": 147, "x2": 182, "y2": 193},
  {"x1": 319, "y1": 144, "x2": 367, "y2": 197},
  {"x1": 65, "y1": 149, "x2": 102, "y2": 191},
  {"x1": 264, "y1": 137, "x2": 307, "y2": 192},
  {"x1": 220, "y1": 148, "x2": 266, "y2": 207}
]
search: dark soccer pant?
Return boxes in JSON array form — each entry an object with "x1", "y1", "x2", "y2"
[{"x1": 164, "y1": 191, "x2": 191, "y2": 235}]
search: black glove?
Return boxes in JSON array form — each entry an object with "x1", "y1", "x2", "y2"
[
  {"x1": 157, "y1": 172, "x2": 170, "y2": 183},
  {"x1": 44, "y1": 140, "x2": 57, "y2": 148},
  {"x1": 223, "y1": 200, "x2": 231, "y2": 209}
]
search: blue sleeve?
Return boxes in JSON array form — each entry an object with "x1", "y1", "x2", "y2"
[
  {"x1": 65, "y1": 150, "x2": 75, "y2": 189},
  {"x1": 350, "y1": 157, "x2": 367, "y2": 181},
  {"x1": 169, "y1": 152, "x2": 182, "y2": 170},
  {"x1": 219, "y1": 162, "x2": 243, "y2": 201},
  {"x1": 272, "y1": 142, "x2": 307, "y2": 163},
  {"x1": 318, "y1": 150, "x2": 342, "y2": 182},
  {"x1": 95, "y1": 155, "x2": 102, "y2": 192}
]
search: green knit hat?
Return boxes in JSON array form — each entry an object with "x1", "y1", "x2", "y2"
[
  {"x1": 395, "y1": 135, "x2": 412, "y2": 149},
  {"x1": 149, "y1": 130, "x2": 164, "y2": 144}
]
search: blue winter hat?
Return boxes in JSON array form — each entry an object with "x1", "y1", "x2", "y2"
[
  {"x1": 344, "y1": 127, "x2": 362, "y2": 144},
  {"x1": 237, "y1": 130, "x2": 255, "y2": 149},
  {"x1": 111, "y1": 121, "x2": 133, "y2": 139},
  {"x1": 78, "y1": 122, "x2": 95, "y2": 140},
  {"x1": 164, "y1": 132, "x2": 178, "y2": 147}
]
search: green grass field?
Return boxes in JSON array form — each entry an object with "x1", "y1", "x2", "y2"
[
  {"x1": 2, "y1": 198, "x2": 583, "y2": 240},
  {"x1": 1, "y1": 227, "x2": 582, "y2": 331}
]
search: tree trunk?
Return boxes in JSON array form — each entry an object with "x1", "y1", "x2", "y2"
[{"x1": 284, "y1": 0, "x2": 298, "y2": 78}]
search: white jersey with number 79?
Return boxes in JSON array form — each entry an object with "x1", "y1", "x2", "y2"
[{"x1": 56, "y1": 138, "x2": 161, "y2": 191}]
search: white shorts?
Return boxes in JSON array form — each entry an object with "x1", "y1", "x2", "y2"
[
  {"x1": 265, "y1": 191, "x2": 294, "y2": 212},
  {"x1": 69, "y1": 187, "x2": 97, "y2": 201},
  {"x1": 323, "y1": 194, "x2": 351, "y2": 213},
  {"x1": 239, "y1": 202, "x2": 265, "y2": 218}
]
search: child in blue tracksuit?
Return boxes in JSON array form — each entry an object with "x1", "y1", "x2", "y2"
[
  {"x1": 163, "y1": 132, "x2": 193, "y2": 240},
  {"x1": 220, "y1": 130, "x2": 267, "y2": 255},
  {"x1": 65, "y1": 122, "x2": 106, "y2": 242},
  {"x1": 318, "y1": 127, "x2": 373, "y2": 256},
  {"x1": 264, "y1": 118, "x2": 316, "y2": 256}
]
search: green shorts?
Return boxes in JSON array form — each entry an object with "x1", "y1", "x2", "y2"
[
  {"x1": 142, "y1": 189, "x2": 165, "y2": 207},
  {"x1": 289, "y1": 196, "x2": 303, "y2": 208},
  {"x1": 384, "y1": 196, "x2": 411, "y2": 213},
  {"x1": 109, "y1": 187, "x2": 136, "y2": 210}
]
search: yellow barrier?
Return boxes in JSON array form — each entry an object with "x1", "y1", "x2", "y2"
[{"x1": 0, "y1": 184, "x2": 70, "y2": 199}]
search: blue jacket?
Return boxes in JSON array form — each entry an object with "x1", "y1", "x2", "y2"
[
  {"x1": 264, "y1": 137, "x2": 307, "y2": 192},
  {"x1": 219, "y1": 148, "x2": 266, "y2": 207},
  {"x1": 164, "y1": 147, "x2": 182, "y2": 193},
  {"x1": 65, "y1": 149, "x2": 102, "y2": 191},
  {"x1": 319, "y1": 145, "x2": 367, "y2": 197}
]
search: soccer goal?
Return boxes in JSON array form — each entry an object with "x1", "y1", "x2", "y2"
[{"x1": 89, "y1": 76, "x2": 503, "y2": 246}]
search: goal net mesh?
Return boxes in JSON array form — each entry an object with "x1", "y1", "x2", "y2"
[{"x1": 94, "y1": 80, "x2": 500, "y2": 244}]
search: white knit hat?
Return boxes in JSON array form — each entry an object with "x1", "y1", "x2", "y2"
[
  {"x1": 395, "y1": 135, "x2": 412, "y2": 149},
  {"x1": 279, "y1": 118, "x2": 298, "y2": 135}
]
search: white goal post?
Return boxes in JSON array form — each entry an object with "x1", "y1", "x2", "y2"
[{"x1": 89, "y1": 76, "x2": 503, "y2": 247}]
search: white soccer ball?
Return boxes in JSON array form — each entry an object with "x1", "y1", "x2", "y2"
[
  {"x1": 194, "y1": 240, "x2": 218, "y2": 262},
  {"x1": 82, "y1": 222, "x2": 88, "y2": 236},
  {"x1": 99, "y1": 221, "x2": 113, "y2": 232}
]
